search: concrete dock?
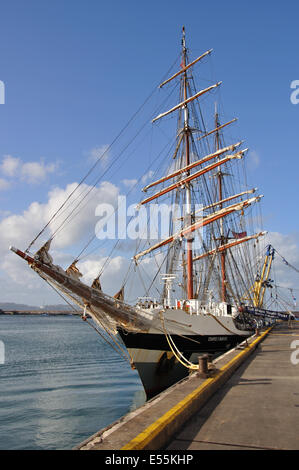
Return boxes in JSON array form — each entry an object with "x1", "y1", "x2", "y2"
[
  {"x1": 77, "y1": 321, "x2": 299, "y2": 451},
  {"x1": 167, "y1": 321, "x2": 299, "y2": 450}
]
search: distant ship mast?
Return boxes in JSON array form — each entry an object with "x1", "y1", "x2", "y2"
[{"x1": 214, "y1": 104, "x2": 227, "y2": 302}]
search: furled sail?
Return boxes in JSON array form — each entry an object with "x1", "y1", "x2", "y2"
[
  {"x1": 152, "y1": 82, "x2": 222, "y2": 123},
  {"x1": 197, "y1": 118, "x2": 238, "y2": 142},
  {"x1": 134, "y1": 196, "x2": 263, "y2": 261},
  {"x1": 159, "y1": 49, "x2": 213, "y2": 88},
  {"x1": 139, "y1": 150, "x2": 247, "y2": 206},
  {"x1": 142, "y1": 141, "x2": 243, "y2": 193},
  {"x1": 66, "y1": 261, "x2": 83, "y2": 281},
  {"x1": 35, "y1": 239, "x2": 53, "y2": 265},
  {"x1": 192, "y1": 231, "x2": 267, "y2": 262}
]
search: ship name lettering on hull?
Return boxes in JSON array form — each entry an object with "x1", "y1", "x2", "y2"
[{"x1": 208, "y1": 336, "x2": 227, "y2": 341}]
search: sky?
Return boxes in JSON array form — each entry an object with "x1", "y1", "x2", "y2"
[{"x1": 0, "y1": 0, "x2": 298, "y2": 306}]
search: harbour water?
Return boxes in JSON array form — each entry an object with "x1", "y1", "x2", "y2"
[{"x1": 0, "y1": 315, "x2": 145, "y2": 450}]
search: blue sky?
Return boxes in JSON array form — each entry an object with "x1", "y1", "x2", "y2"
[{"x1": 0, "y1": 0, "x2": 298, "y2": 305}]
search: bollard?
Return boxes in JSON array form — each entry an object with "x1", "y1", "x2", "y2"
[{"x1": 197, "y1": 354, "x2": 209, "y2": 378}]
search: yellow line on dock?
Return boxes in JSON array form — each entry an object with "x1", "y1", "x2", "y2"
[
  {"x1": 121, "y1": 327, "x2": 272, "y2": 451},
  {"x1": 271, "y1": 333, "x2": 299, "y2": 336}
]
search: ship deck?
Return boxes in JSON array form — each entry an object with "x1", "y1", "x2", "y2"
[{"x1": 76, "y1": 320, "x2": 299, "y2": 451}]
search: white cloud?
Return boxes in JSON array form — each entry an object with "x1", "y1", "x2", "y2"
[
  {"x1": 0, "y1": 178, "x2": 11, "y2": 191},
  {"x1": 254, "y1": 231, "x2": 299, "y2": 310},
  {"x1": 21, "y1": 161, "x2": 57, "y2": 184},
  {"x1": 47, "y1": 180, "x2": 119, "y2": 249},
  {"x1": 79, "y1": 255, "x2": 129, "y2": 294},
  {"x1": 88, "y1": 144, "x2": 110, "y2": 168},
  {"x1": 77, "y1": 251, "x2": 164, "y2": 300},
  {"x1": 0, "y1": 179, "x2": 120, "y2": 303},
  {"x1": 141, "y1": 170, "x2": 154, "y2": 184},
  {"x1": 0, "y1": 155, "x2": 20, "y2": 177},
  {"x1": 0, "y1": 174, "x2": 166, "y2": 304},
  {"x1": 247, "y1": 150, "x2": 260, "y2": 170},
  {"x1": 122, "y1": 178, "x2": 138, "y2": 188},
  {"x1": 0, "y1": 182, "x2": 121, "y2": 305},
  {"x1": 264, "y1": 232, "x2": 299, "y2": 286},
  {"x1": 1, "y1": 253, "x2": 40, "y2": 288},
  {"x1": 0, "y1": 154, "x2": 58, "y2": 185},
  {"x1": 0, "y1": 210, "x2": 11, "y2": 218},
  {"x1": 0, "y1": 203, "x2": 44, "y2": 255},
  {"x1": 0, "y1": 180, "x2": 119, "y2": 253}
]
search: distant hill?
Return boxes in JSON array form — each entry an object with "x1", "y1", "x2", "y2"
[{"x1": 0, "y1": 302, "x2": 73, "y2": 312}]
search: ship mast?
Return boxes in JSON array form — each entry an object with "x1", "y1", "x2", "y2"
[
  {"x1": 182, "y1": 26, "x2": 194, "y2": 299},
  {"x1": 215, "y1": 105, "x2": 227, "y2": 302},
  {"x1": 134, "y1": 29, "x2": 264, "y2": 303}
]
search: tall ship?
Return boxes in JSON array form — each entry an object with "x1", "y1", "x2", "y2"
[{"x1": 10, "y1": 28, "x2": 287, "y2": 398}]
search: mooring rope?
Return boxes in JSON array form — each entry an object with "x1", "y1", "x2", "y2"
[{"x1": 159, "y1": 311, "x2": 199, "y2": 370}]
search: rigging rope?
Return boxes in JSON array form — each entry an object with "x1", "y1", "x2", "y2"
[
  {"x1": 74, "y1": 129, "x2": 178, "y2": 263},
  {"x1": 26, "y1": 53, "x2": 181, "y2": 253},
  {"x1": 38, "y1": 271, "x2": 135, "y2": 367},
  {"x1": 84, "y1": 305, "x2": 135, "y2": 368},
  {"x1": 275, "y1": 249, "x2": 299, "y2": 275}
]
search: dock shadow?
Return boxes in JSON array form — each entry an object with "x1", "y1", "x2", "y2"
[
  {"x1": 236, "y1": 377, "x2": 272, "y2": 386},
  {"x1": 166, "y1": 348, "x2": 270, "y2": 449}
]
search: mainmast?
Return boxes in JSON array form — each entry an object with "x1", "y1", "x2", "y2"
[
  {"x1": 182, "y1": 26, "x2": 194, "y2": 299},
  {"x1": 215, "y1": 105, "x2": 227, "y2": 302}
]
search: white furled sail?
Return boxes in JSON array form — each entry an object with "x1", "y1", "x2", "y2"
[
  {"x1": 142, "y1": 141, "x2": 243, "y2": 192},
  {"x1": 159, "y1": 49, "x2": 213, "y2": 88},
  {"x1": 152, "y1": 82, "x2": 222, "y2": 123},
  {"x1": 134, "y1": 196, "x2": 263, "y2": 261}
]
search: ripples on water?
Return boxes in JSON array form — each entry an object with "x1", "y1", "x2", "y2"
[{"x1": 0, "y1": 315, "x2": 146, "y2": 450}]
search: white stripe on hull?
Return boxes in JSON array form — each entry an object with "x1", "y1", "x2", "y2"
[{"x1": 148, "y1": 308, "x2": 248, "y2": 337}]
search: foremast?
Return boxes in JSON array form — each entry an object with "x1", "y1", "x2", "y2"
[{"x1": 181, "y1": 26, "x2": 194, "y2": 300}]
